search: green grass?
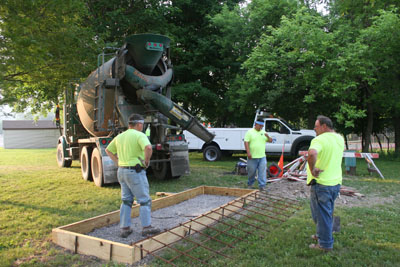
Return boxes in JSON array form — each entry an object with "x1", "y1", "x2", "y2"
[{"x1": 0, "y1": 149, "x2": 399, "y2": 266}]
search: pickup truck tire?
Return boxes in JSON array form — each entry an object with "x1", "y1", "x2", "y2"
[
  {"x1": 203, "y1": 145, "x2": 221, "y2": 162},
  {"x1": 91, "y1": 148, "x2": 104, "y2": 187},
  {"x1": 296, "y1": 143, "x2": 310, "y2": 156},
  {"x1": 57, "y1": 143, "x2": 72, "y2": 168},
  {"x1": 80, "y1": 146, "x2": 92, "y2": 181}
]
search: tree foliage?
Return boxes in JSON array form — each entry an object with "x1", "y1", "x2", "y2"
[
  {"x1": 0, "y1": 0, "x2": 100, "y2": 114},
  {"x1": 241, "y1": 8, "x2": 337, "y2": 127},
  {"x1": 1, "y1": 0, "x2": 400, "y2": 152}
]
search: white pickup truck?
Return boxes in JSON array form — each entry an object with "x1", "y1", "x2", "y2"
[{"x1": 184, "y1": 111, "x2": 316, "y2": 161}]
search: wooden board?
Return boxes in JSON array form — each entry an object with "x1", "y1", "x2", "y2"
[
  {"x1": 52, "y1": 186, "x2": 256, "y2": 264},
  {"x1": 52, "y1": 228, "x2": 134, "y2": 263}
]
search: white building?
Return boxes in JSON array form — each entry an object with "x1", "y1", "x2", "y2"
[{"x1": 2, "y1": 120, "x2": 60, "y2": 149}]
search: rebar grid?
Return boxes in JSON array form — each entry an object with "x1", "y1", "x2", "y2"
[{"x1": 132, "y1": 192, "x2": 301, "y2": 266}]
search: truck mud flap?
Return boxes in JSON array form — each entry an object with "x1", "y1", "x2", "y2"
[
  {"x1": 102, "y1": 155, "x2": 118, "y2": 184},
  {"x1": 170, "y1": 150, "x2": 190, "y2": 177}
]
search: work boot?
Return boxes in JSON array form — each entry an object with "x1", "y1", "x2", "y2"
[
  {"x1": 309, "y1": 243, "x2": 332, "y2": 252},
  {"x1": 259, "y1": 187, "x2": 269, "y2": 193},
  {"x1": 120, "y1": 228, "x2": 133, "y2": 238},
  {"x1": 142, "y1": 226, "x2": 161, "y2": 237}
]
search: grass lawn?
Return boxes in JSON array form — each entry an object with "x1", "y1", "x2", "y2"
[{"x1": 0, "y1": 148, "x2": 399, "y2": 266}]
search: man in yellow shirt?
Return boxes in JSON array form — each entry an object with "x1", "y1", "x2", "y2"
[
  {"x1": 307, "y1": 115, "x2": 344, "y2": 252},
  {"x1": 106, "y1": 114, "x2": 160, "y2": 238},
  {"x1": 244, "y1": 119, "x2": 273, "y2": 191}
]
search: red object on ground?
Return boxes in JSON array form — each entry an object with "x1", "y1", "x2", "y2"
[{"x1": 278, "y1": 154, "x2": 284, "y2": 177}]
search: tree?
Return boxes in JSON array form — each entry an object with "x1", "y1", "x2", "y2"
[
  {"x1": 164, "y1": 0, "x2": 243, "y2": 126},
  {"x1": 84, "y1": 0, "x2": 171, "y2": 45},
  {"x1": 242, "y1": 7, "x2": 339, "y2": 128},
  {"x1": 211, "y1": 0, "x2": 299, "y2": 126},
  {"x1": 0, "y1": 0, "x2": 101, "y2": 114},
  {"x1": 328, "y1": 5, "x2": 400, "y2": 152},
  {"x1": 359, "y1": 9, "x2": 400, "y2": 153}
]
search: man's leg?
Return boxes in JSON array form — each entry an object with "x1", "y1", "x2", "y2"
[
  {"x1": 257, "y1": 157, "x2": 267, "y2": 189},
  {"x1": 117, "y1": 168, "x2": 134, "y2": 229},
  {"x1": 246, "y1": 159, "x2": 257, "y2": 187},
  {"x1": 129, "y1": 170, "x2": 152, "y2": 227},
  {"x1": 310, "y1": 185, "x2": 318, "y2": 225},
  {"x1": 314, "y1": 184, "x2": 340, "y2": 249}
]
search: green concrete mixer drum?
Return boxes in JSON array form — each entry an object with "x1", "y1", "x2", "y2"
[
  {"x1": 125, "y1": 34, "x2": 171, "y2": 75},
  {"x1": 60, "y1": 33, "x2": 214, "y2": 184}
]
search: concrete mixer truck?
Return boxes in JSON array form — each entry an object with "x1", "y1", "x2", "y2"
[{"x1": 56, "y1": 33, "x2": 214, "y2": 187}]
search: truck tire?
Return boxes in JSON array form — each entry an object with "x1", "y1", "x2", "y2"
[
  {"x1": 91, "y1": 148, "x2": 104, "y2": 187},
  {"x1": 57, "y1": 143, "x2": 72, "y2": 168},
  {"x1": 150, "y1": 154, "x2": 174, "y2": 179},
  {"x1": 203, "y1": 145, "x2": 221, "y2": 162},
  {"x1": 80, "y1": 146, "x2": 92, "y2": 181}
]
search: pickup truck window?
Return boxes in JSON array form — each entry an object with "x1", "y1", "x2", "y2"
[
  {"x1": 265, "y1": 121, "x2": 289, "y2": 134},
  {"x1": 280, "y1": 119, "x2": 299, "y2": 131}
]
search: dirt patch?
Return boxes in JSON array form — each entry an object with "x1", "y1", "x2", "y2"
[{"x1": 264, "y1": 177, "x2": 398, "y2": 208}]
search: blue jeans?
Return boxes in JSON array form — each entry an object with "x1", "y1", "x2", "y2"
[
  {"x1": 117, "y1": 168, "x2": 152, "y2": 229},
  {"x1": 247, "y1": 157, "x2": 267, "y2": 189},
  {"x1": 310, "y1": 183, "x2": 341, "y2": 249}
]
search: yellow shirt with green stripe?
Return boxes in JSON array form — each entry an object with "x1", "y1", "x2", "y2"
[
  {"x1": 107, "y1": 129, "x2": 150, "y2": 167},
  {"x1": 307, "y1": 132, "x2": 344, "y2": 186},
  {"x1": 244, "y1": 128, "x2": 268, "y2": 158}
]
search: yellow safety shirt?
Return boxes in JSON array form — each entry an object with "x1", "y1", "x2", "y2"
[
  {"x1": 244, "y1": 128, "x2": 268, "y2": 158},
  {"x1": 307, "y1": 132, "x2": 344, "y2": 186},
  {"x1": 107, "y1": 129, "x2": 150, "y2": 167}
]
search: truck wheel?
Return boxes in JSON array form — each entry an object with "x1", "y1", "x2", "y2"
[
  {"x1": 150, "y1": 154, "x2": 172, "y2": 180},
  {"x1": 296, "y1": 143, "x2": 310, "y2": 156},
  {"x1": 91, "y1": 148, "x2": 104, "y2": 187},
  {"x1": 80, "y1": 146, "x2": 92, "y2": 181},
  {"x1": 57, "y1": 143, "x2": 72, "y2": 168},
  {"x1": 203, "y1": 145, "x2": 221, "y2": 162}
]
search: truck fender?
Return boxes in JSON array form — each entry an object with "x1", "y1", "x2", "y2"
[
  {"x1": 57, "y1": 136, "x2": 69, "y2": 157},
  {"x1": 201, "y1": 141, "x2": 220, "y2": 151},
  {"x1": 290, "y1": 136, "x2": 314, "y2": 156},
  {"x1": 56, "y1": 136, "x2": 72, "y2": 168}
]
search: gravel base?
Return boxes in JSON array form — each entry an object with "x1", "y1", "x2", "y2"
[{"x1": 87, "y1": 194, "x2": 237, "y2": 245}]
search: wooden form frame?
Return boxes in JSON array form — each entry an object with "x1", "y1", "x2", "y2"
[{"x1": 52, "y1": 186, "x2": 255, "y2": 264}]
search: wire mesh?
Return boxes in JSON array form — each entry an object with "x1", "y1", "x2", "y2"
[{"x1": 131, "y1": 191, "x2": 302, "y2": 266}]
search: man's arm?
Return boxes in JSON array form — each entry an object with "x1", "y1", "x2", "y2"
[
  {"x1": 264, "y1": 133, "x2": 273, "y2": 143},
  {"x1": 144, "y1": 145, "x2": 153, "y2": 167},
  {"x1": 307, "y1": 149, "x2": 323, "y2": 177},
  {"x1": 244, "y1": 141, "x2": 252, "y2": 159},
  {"x1": 105, "y1": 148, "x2": 118, "y2": 166}
]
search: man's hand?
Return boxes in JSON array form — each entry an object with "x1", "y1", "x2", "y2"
[
  {"x1": 105, "y1": 148, "x2": 118, "y2": 166},
  {"x1": 307, "y1": 149, "x2": 322, "y2": 177},
  {"x1": 244, "y1": 141, "x2": 252, "y2": 159},
  {"x1": 311, "y1": 167, "x2": 323, "y2": 177},
  {"x1": 144, "y1": 145, "x2": 152, "y2": 168},
  {"x1": 265, "y1": 133, "x2": 273, "y2": 143}
]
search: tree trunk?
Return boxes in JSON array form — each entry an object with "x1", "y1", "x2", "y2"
[
  {"x1": 362, "y1": 89, "x2": 373, "y2": 152},
  {"x1": 394, "y1": 116, "x2": 400, "y2": 155},
  {"x1": 374, "y1": 133, "x2": 383, "y2": 152},
  {"x1": 382, "y1": 132, "x2": 390, "y2": 151},
  {"x1": 307, "y1": 112, "x2": 315, "y2": 129},
  {"x1": 344, "y1": 134, "x2": 349, "y2": 150}
]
